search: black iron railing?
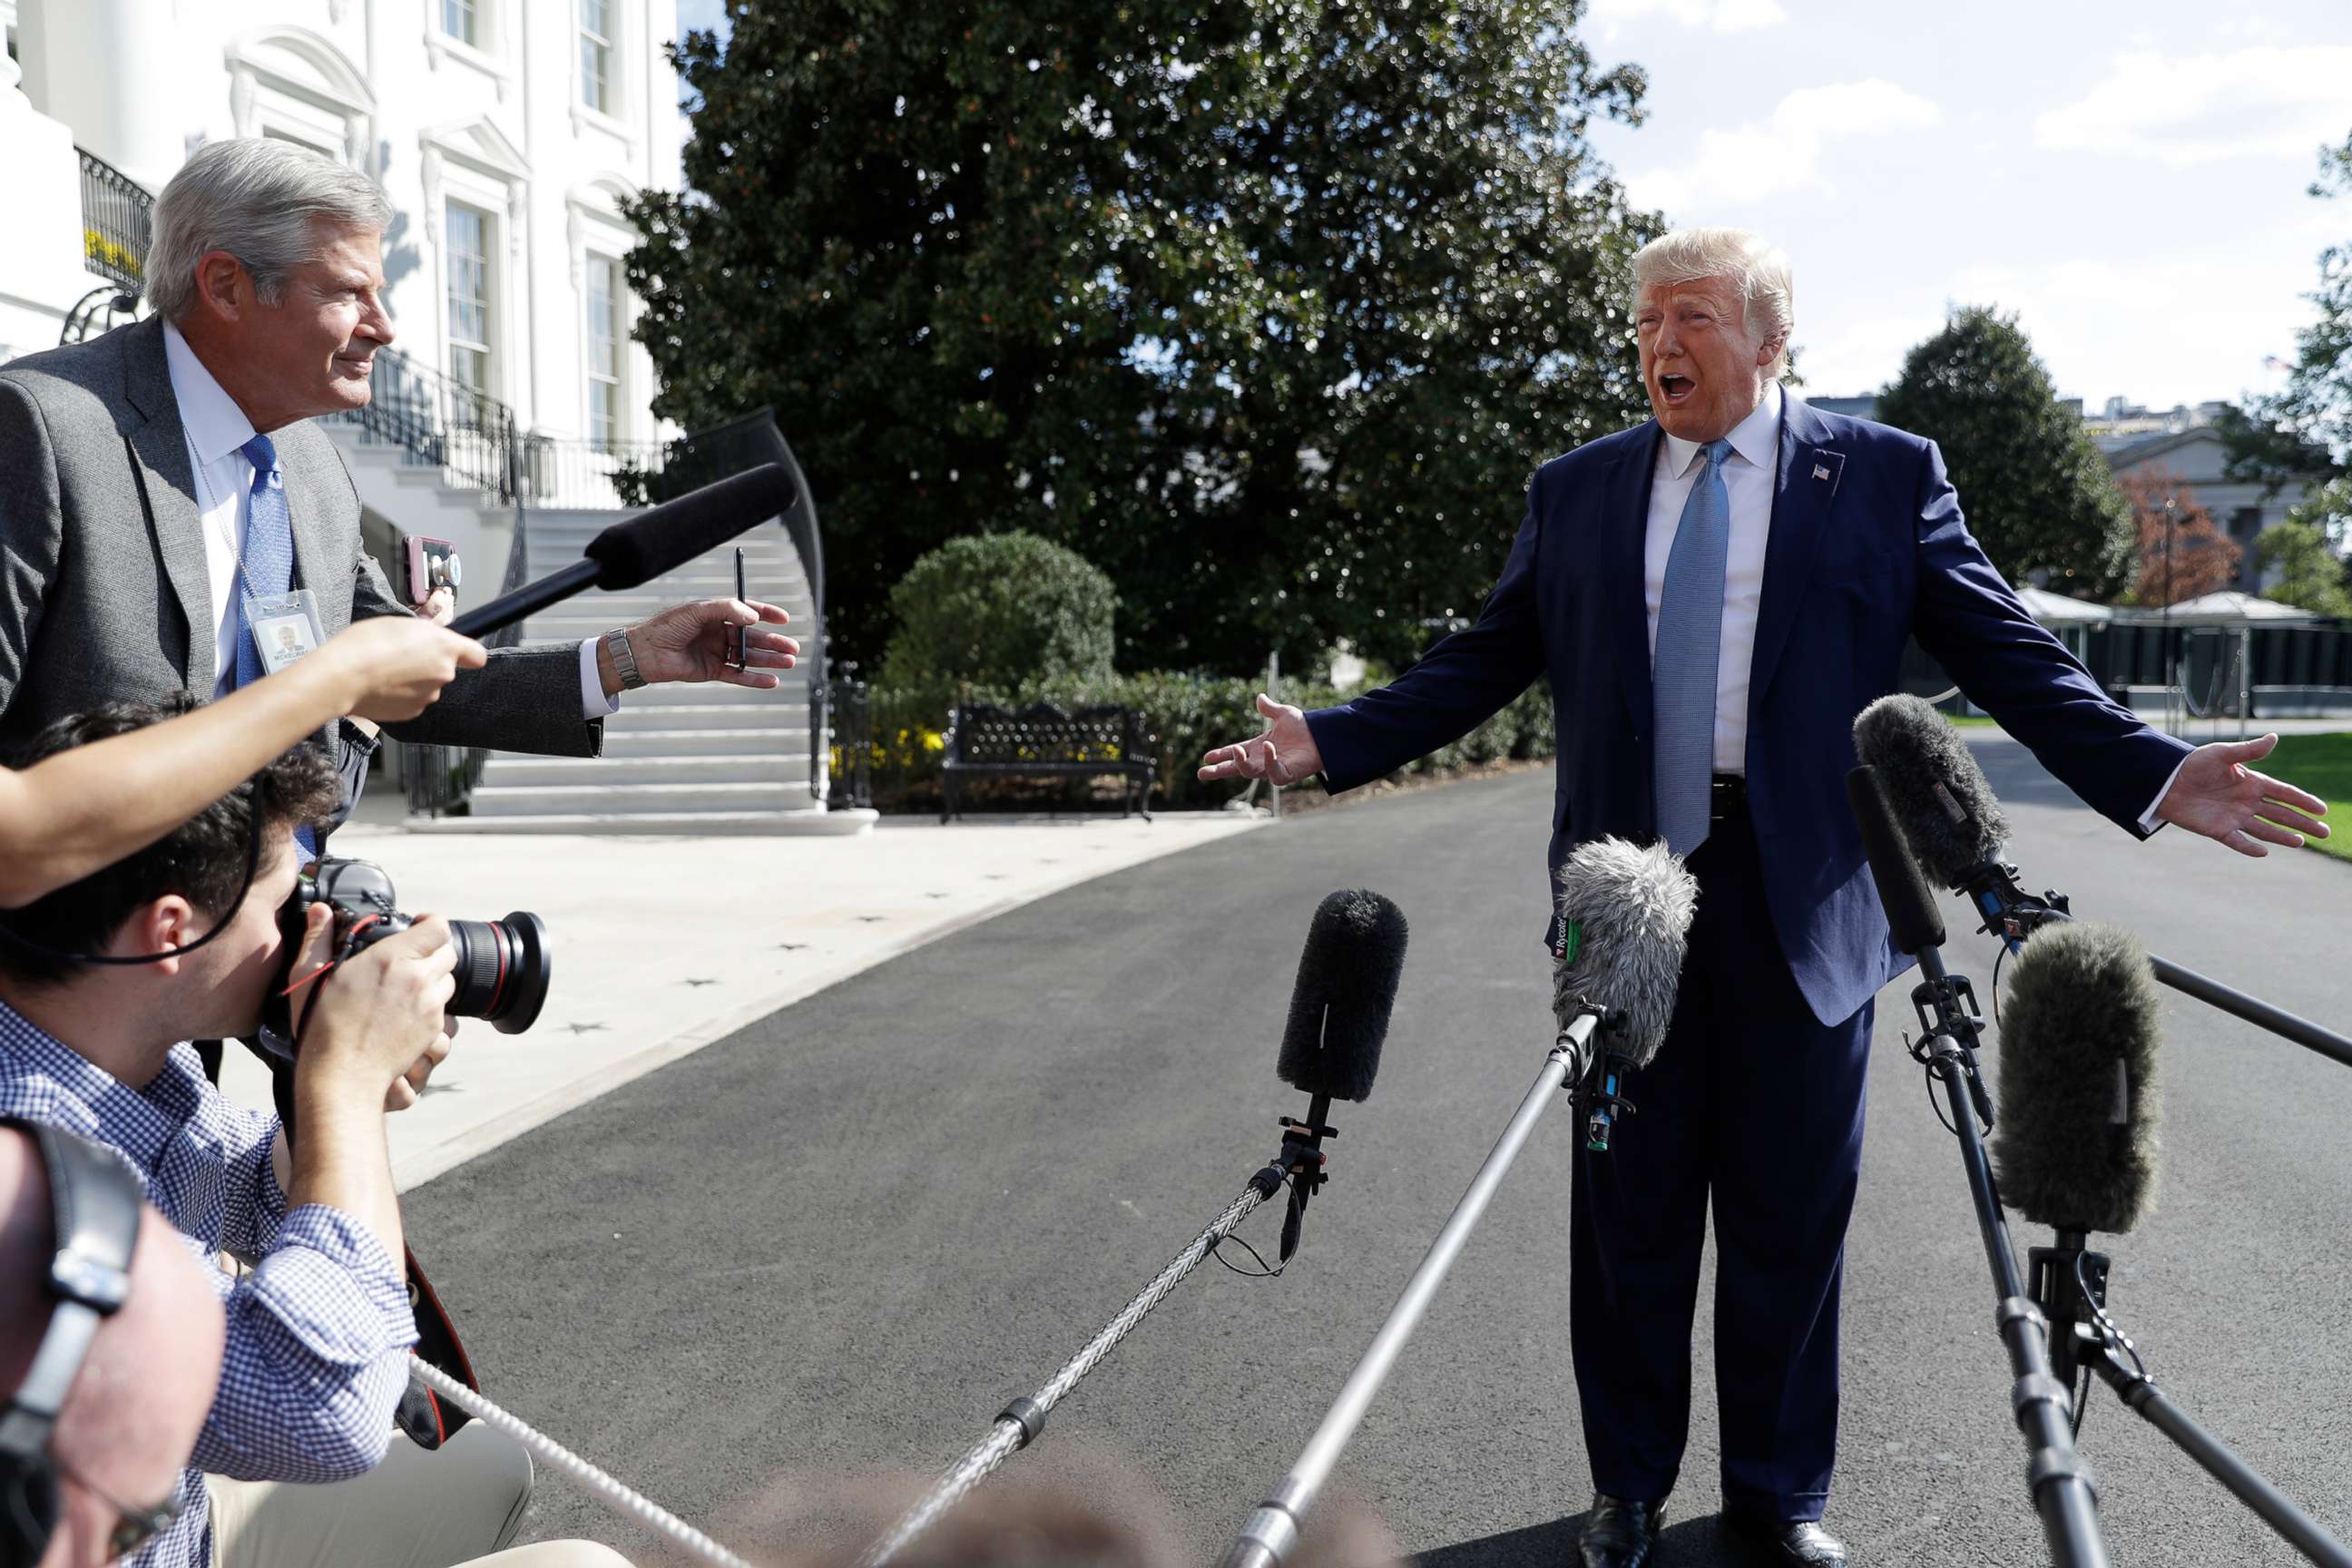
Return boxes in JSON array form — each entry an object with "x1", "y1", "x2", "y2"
[
  {"x1": 76, "y1": 148, "x2": 152, "y2": 291},
  {"x1": 329, "y1": 345, "x2": 525, "y2": 504},
  {"x1": 828, "y1": 662, "x2": 872, "y2": 811}
]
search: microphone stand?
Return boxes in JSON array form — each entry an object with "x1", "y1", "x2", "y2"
[
  {"x1": 858, "y1": 1117, "x2": 1335, "y2": 1567},
  {"x1": 1218, "y1": 1008, "x2": 1612, "y2": 1568},
  {"x1": 2069, "y1": 1299, "x2": 2352, "y2": 1567},
  {"x1": 1959, "y1": 863, "x2": 2352, "y2": 1070},
  {"x1": 1902, "y1": 945, "x2": 2111, "y2": 1568}
]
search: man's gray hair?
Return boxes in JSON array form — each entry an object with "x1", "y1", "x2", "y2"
[
  {"x1": 144, "y1": 139, "x2": 391, "y2": 323},
  {"x1": 1630, "y1": 227, "x2": 1795, "y2": 379}
]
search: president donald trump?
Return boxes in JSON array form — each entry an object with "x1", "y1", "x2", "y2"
[{"x1": 1199, "y1": 228, "x2": 2328, "y2": 1567}]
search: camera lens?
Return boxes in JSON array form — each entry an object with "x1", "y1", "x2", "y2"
[{"x1": 446, "y1": 912, "x2": 552, "y2": 1034}]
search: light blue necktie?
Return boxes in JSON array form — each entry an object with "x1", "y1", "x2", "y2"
[
  {"x1": 230, "y1": 434, "x2": 316, "y2": 857},
  {"x1": 1652, "y1": 437, "x2": 1734, "y2": 858},
  {"x1": 230, "y1": 434, "x2": 297, "y2": 691}
]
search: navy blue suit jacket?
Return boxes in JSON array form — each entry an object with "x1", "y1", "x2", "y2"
[{"x1": 1305, "y1": 396, "x2": 2192, "y2": 1025}]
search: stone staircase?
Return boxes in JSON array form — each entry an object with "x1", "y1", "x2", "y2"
[{"x1": 416, "y1": 505, "x2": 875, "y2": 836}]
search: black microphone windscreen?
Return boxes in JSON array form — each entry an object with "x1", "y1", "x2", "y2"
[
  {"x1": 1552, "y1": 838, "x2": 1697, "y2": 1067},
  {"x1": 1852, "y1": 694, "x2": 2009, "y2": 889},
  {"x1": 1991, "y1": 920, "x2": 2164, "y2": 1234},
  {"x1": 1277, "y1": 890, "x2": 1408, "y2": 1102},
  {"x1": 583, "y1": 466, "x2": 799, "y2": 591},
  {"x1": 1846, "y1": 766, "x2": 1945, "y2": 955}
]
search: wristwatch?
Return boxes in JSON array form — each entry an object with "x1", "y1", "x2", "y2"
[{"x1": 603, "y1": 627, "x2": 647, "y2": 691}]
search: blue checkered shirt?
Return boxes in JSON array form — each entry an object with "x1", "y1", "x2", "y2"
[{"x1": 0, "y1": 1000, "x2": 417, "y2": 1567}]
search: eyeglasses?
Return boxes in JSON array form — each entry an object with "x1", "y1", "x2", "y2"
[{"x1": 58, "y1": 1458, "x2": 182, "y2": 1560}]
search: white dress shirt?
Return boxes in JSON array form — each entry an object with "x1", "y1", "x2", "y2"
[
  {"x1": 160, "y1": 323, "x2": 618, "y2": 717},
  {"x1": 1644, "y1": 380, "x2": 1781, "y2": 776}
]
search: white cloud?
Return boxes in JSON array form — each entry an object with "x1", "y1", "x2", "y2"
[
  {"x1": 2035, "y1": 45, "x2": 2352, "y2": 166},
  {"x1": 1586, "y1": 0, "x2": 1787, "y2": 34},
  {"x1": 1622, "y1": 80, "x2": 1942, "y2": 213}
]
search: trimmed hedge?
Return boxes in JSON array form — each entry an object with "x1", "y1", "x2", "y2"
[
  {"x1": 877, "y1": 533, "x2": 1117, "y2": 715},
  {"x1": 843, "y1": 673, "x2": 1555, "y2": 812}
]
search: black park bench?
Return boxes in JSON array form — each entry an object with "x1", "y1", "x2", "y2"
[{"x1": 940, "y1": 702, "x2": 1157, "y2": 823}]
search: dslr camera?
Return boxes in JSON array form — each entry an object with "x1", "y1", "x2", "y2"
[{"x1": 258, "y1": 858, "x2": 553, "y2": 1051}]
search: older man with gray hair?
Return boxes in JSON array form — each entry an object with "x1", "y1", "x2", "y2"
[
  {"x1": 0, "y1": 136, "x2": 799, "y2": 789},
  {"x1": 1200, "y1": 227, "x2": 2326, "y2": 1566}
]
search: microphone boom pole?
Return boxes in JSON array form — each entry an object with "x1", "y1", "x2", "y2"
[
  {"x1": 861, "y1": 1170, "x2": 1289, "y2": 1568},
  {"x1": 1219, "y1": 1010, "x2": 1609, "y2": 1568}
]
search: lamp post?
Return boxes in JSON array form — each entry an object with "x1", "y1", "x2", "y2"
[{"x1": 2161, "y1": 492, "x2": 2179, "y2": 735}]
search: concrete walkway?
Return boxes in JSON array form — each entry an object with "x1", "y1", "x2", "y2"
[{"x1": 220, "y1": 809, "x2": 1265, "y2": 1189}]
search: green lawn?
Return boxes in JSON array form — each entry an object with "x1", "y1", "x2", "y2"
[{"x1": 2266, "y1": 733, "x2": 2352, "y2": 864}]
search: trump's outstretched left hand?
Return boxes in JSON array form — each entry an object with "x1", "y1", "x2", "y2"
[
  {"x1": 2153, "y1": 733, "x2": 2329, "y2": 858},
  {"x1": 611, "y1": 598, "x2": 799, "y2": 692}
]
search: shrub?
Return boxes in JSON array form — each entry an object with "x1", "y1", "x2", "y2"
[{"x1": 878, "y1": 533, "x2": 1116, "y2": 714}]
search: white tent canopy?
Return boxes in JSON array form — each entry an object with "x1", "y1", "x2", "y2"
[
  {"x1": 2117, "y1": 591, "x2": 2322, "y2": 626},
  {"x1": 2016, "y1": 586, "x2": 2115, "y2": 624}
]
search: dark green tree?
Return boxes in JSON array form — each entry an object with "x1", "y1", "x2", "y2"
[
  {"x1": 2227, "y1": 128, "x2": 2352, "y2": 495},
  {"x1": 1876, "y1": 307, "x2": 2135, "y2": 600},
  {"x1": 879, "y1": 531, "x2": 1117, "y2": 711},
  {"x1": 627, "y1": 1, "x2": 1655, "y2": 671}
]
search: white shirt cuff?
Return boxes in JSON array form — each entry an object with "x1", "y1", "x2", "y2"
[
  {"x1": 578, "y1": 638, "x2": 621, "y2": 719},
  {"x1": 2137, "y1": 754, "x2": 2192, "y2": 834}
]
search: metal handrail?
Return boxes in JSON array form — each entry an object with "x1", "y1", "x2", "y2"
[
  {"x1": 328, "y1": 345, "x2": 524, "y2": 504},
  {"x1": 75, "y1": 148, "x2": 152, "y2": 291}
]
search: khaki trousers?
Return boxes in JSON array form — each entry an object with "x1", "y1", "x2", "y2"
[{"x1": 206, "y1": 1425, "x2": 632, "y2": 1568}]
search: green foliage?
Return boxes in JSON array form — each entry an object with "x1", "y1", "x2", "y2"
[
  {"x1": 2257, "y1": 482, "x2": 2352, "y2": 618},
  {"x1": 854, "y1": 671, "x2": 1553, "y2": 811},
  {"x1": 1876, "y1": 307, "x2": 2134, "y2": 601},
  {"x1": 627, "y1": 1, "x2": 1657, "y2": 671},
  {"x1": 2264, "y1": 734, "x2": 2352, "y2": 863},
  {"x1": 2227, "y1": 128, "x2": 2352, "y2": 491},
  {"x1": 878, "y1": 532, "x2": 1116, "y2": 711}
]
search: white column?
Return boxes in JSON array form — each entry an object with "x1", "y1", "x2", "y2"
[
  {"x1": 16, "y1": 0, "x2": 183, "y2": 191},
  {"x1": 0, "y1": 6, "x2": 103, "y2": 359}
]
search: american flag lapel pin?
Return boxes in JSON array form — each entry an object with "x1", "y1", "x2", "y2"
[{"x1": 1812, "y1": 463, "x2": 1831, "y2": 482}]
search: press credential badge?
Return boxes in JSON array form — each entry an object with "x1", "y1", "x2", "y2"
[{"x1": 247, "y1": 588, "x2": 327, "y2": 678}]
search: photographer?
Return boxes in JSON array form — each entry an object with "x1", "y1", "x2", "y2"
[
  {"x1": 0, "y1": 702, "x2": 624, "y2": 1568},
  {"x1": 0, "y1": 617, "x2": 481, "y2": 908}
]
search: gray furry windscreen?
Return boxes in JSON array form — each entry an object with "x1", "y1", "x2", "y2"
[{"x1": 1553, "y1": 838, "x2": 1698, "y2": 1067}]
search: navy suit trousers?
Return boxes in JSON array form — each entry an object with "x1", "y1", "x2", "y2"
[{"x1": 1569, "y1": 801, "x2": 1872, "y2": 1520}]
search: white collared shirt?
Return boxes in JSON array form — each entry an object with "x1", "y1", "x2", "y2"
[
  {"x1": 159, "y1": 322, "x2": 618, "y2": 717},
  {"x1": 1644, "y1": 379, "x2": 1782, "y2": 776}
]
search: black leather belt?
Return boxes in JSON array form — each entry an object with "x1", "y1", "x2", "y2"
[{"x1": 1710, "y1": 773, "x2": 1748, "y2": 821}]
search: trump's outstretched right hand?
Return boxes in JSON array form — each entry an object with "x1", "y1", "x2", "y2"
[
  {"x1": 322, "y1": 617, "x2": 488, "y2": 722},
  {"x1": 1198, "y1": 693, "x2": 1324, "y2": 785}
]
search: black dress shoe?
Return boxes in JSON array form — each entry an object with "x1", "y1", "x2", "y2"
[
  {"x1": 1726, "y1": 1514, "x2": 1848, "y2": 1567},
  {"x1": 1577, "y1": 1493, "x2": 1665, "y2": 1568}
]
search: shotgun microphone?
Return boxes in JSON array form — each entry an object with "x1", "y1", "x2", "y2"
[
  {"x1": 1270, "y1": 890, "x2": 1408, "y2": 1259},
  {"x1": 447, "y1": 465, "x2": 799, "y2": 641},
  {"x1": 1992, "y1": 919, "x2": 2166, "y2": 1408},
  {"x1": 1550, "y1": 838, "x2": 1698, "y2": 1151}
]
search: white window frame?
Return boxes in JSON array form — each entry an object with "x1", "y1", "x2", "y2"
[
  {"x1": 225, "y1": 26, "x2": 377, "y2": 172},
  {"x1": 420, "y1": 117, "x2": 532, "y2": 419},
  {"x1": 568, "y1": 0, "x2": 639, "y2": 154},
  {"x1": 422, "y1": 0, "x2": 510, "y2": 101},
  {"x1": 567, "y1": 181, "x2": 642, "y2": 446},
  {"x1": 443, "y1": 198, "x2": 497, "y2": 402},
  {"x1": 583, "y1": 250, "x2": 626, "y2": 449}
]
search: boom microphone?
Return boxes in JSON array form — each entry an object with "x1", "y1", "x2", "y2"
[
  {"x1": 1993, "y1": 920, "x2": 2165, "y2": 1237},
  {"x1": 1279, "y1": 890, "x2": 1408, "y2": 1103},
  {"x1": 1854, "y1": 693, "x2": 2009, "y2": 890},
  {"x1": 1992, "y1": 918, "x2": 2165, "y2": 1409},
  {"x1": 1551, "y1": 838, "x2": 1697, "y2": 1152},
  {"x1": 447, "y1": 465, "x2": 799, "y2": 641}
]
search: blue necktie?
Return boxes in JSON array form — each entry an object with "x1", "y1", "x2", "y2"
[
  {"x1": 1652, "y1": 437, "x2": 1735, "y2": 858},
  {"x1": 230, "y1": 434, "x2": 296, "y2": 691},
  {"x1": 231, "y1": 435, "x2": 315, "y2": 858}
]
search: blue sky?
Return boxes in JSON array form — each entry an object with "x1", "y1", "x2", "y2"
[
  {"x1": 1583, "y1": 0, "x2": 2352, "y2": 408},
  {"x1": 662, "y1": 1, "x2": 2350, "y2": 411}
]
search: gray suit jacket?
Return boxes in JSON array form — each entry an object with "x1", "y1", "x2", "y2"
[{"x1": 0, "y1": 317, "x2": 600, "y2": 760}]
